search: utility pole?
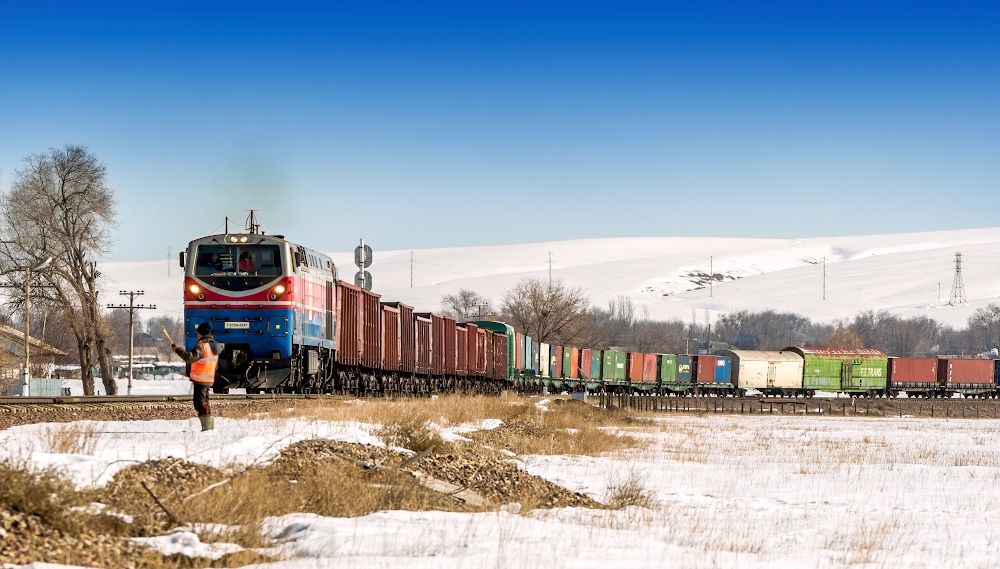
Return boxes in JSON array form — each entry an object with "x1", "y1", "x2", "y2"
[
  {"x1": 410, "y1": 251, "x2": 414, "y2": 289},
  {"x1": 823, "y1": 257, "x2": 826, "y2": 301},
  {"x1": 107, "y1": 291, "x2": 156, "y2": 395}
]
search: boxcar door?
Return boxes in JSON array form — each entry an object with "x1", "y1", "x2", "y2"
[{"x1": 841, "y1": 362, "x2": 854, "y2": 391}]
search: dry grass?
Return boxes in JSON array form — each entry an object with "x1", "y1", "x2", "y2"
[{"x1": 40, "y1": 422, "x2": 102, "y2": 454}]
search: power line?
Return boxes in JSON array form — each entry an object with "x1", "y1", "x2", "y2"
[{"x1": 107, "y1": 290, "x2": 156, "y2": 396}]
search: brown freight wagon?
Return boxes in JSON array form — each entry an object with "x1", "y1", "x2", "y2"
[
  {"x1": 414, "y1": 315, "x2": 432, "y2": 375},
  {"x1": 381, "y1": 303, "x2": 401, "y2": 372},
  {"x1": 466, "y1": 323, "x2": 481, "y2": 377},
  {"x1": 473, "y1": 326, "x2": 487, "y2": 376},
  {"x1": 335, "y1": 280, "x2": 382, "y2": 368},
  {"x1": 415, "y1": 313, "x2": 446, "y2": 375},
  {"x1": 455, "y1": 324, "x2": 468, "y2": 376},
  {"x1": 443, "y1": 317, "x2": 457, "y2": 376},
  {"x1": 493, "y1": 332, "x2": 508, "y2": 379},
  {"x1": 484, "y1": 331, "x2": 495, "y2": 379},
  {"x1": 383, "y1": 302, "x2": 415, "y2": 373}
]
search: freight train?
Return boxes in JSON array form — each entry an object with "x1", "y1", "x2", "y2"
[{"x1": 180, "y1": 229, "x2": 1000, "y2": 398}]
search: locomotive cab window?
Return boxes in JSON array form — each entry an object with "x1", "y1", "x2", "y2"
[{"x1": 194, "y1": 244, "x2": 283, "y2": 291}]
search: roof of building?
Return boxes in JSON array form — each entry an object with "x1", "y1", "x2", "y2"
[{"x1": 0, "y1": 325, "x2": 68, "y2": 358}]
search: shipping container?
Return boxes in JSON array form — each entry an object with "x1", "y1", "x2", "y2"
[
  {"x1": 414, "y1": 315, "x2": 432, "y2": 375},
  {"x1": 552, "y1": 346, "x2": 562, "y2": 379},
  {"x1": 456, "y1": 324, "x2": 468, "y2": 376},
  {"x1": 514, "y1": 332, "x2": 526, "y2": 375},
  {"x1": 539, "y1": 343, "x2": 550, "y2": 378},
  {"x1": 887, "y1": 357, "x2": 938, "y2": 388},
  {"x1": 996, "y1": 360, "x2": 1000, "y2": 386},
  {"x1": 531, "y1": 340, "x2": 540, "y2": 375},
  {"x1": 627, "y1": 352, "x2": 645, "y2": 382},
  {"x1": 643, "y1": 353, "x2": 658, "y2": 383},
  {"x1": 550, "y1": 348, "x2": 560, "y2": 379},
  {"x1": 676, "y1": 355, "x2": 693, "y2": 383},
  {"x1": 657, "y1": 354, "x2": 678, "y2": 384},
  {"x1": 443, "y1": 317, "x2": 457, "y2": 376},
  {"x1": 381, "y1": 304, "x2": 401, "y2": 372},
  {"x1": 335, "y1": 280, "x2": 382, "y2": 368},
  {"x1": 714, "y1": 356, "x2": 731, "y2": 383},
  {"x1": 382, "y1": 302, "x2": 414, "y2": 373},
  {"x1": 601, "y1": 350, "x2": 627, "y2": 382},
  {"x1": 579, "y1": 349, "x2": 594, "y2": 380},
  {"x1": 692, "y1": 355, "x2": 716, "y2": 384},
  {"x1": 785, "y1": 347, "x2": 887, "y2": 393},
  {"x1": 564, "y1": 347, "x2": 579, "y2": 379},
  {"x1": 938, "y1": 358, "x2": 995, "y2": 386},
  {"x1": 591, "y1": 353, "x2": 601, "y2": 379},
  {"x1": 714, "y1": 350, "x2": 802, "y2": 391}
]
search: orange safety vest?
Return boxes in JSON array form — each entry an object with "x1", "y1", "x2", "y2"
[{"x1": 190, "y1": 341, "x2": 219, "y2": 384}]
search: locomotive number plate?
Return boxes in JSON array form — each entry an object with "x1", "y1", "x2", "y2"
[{"x1": 224, "y1": 321, "x2": 250, "y2": 330}]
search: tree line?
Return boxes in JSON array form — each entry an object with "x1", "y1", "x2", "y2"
[{"x1": 442, "y1": 279, "x2": 1000, "y2": 357}]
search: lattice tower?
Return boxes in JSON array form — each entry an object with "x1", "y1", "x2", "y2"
[{"x1": 948, "y1": 253, "x2": 967, "y2": 306}]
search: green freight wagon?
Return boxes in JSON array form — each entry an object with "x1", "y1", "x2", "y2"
[
  {"x1": 658, "y1": 354, "x2": 693, "y2": 393},
  {"x1": 600, "y1": 350, "x2": 628, "y2": 387},
  {"x1": 784, "y1": 347, "x2": 888, "y2": 396}
]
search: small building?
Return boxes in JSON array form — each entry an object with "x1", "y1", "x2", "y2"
[{"x1": 0, "y1": 325, "x2": 68, "y2": 395}]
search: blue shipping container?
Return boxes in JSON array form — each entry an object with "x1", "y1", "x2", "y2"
[
  {"x1": 995, "y1": 360, "x2": 1000, "y2": 385},
  {"x1": 677, "y1": 356, "x2": 693, "y2": 383},
  {"x1": 714, "y1": 356, "x2": 731, "y2": 383}
]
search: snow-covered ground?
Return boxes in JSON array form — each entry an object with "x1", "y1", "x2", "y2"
[
  {"x1": 4, "y1": 414, "x2": 1000, "y2": 568},
  {"x1": 101, "y1": 226, "x2": 1000, "y2": 328}
]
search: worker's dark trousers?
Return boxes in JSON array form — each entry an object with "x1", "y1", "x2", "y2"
[{"x1": 193, "y1": 383, "x2": 211, "y2": 416}]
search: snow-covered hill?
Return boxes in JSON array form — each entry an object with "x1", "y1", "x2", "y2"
[{"x1": 100, "y1": 227, "x2": 1000, "y2": 328}]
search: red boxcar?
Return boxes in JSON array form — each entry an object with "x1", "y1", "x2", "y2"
[
  {"x1": 579, "y1": 349, "x2": 594, "y2": 380},
  {"x1": 335, "y1": 280, "x2": 382, "y2": 368},
  {"x1": 381, "y1": 304, "x2": 400, "y2": 372},
  {"x1": 938, "y1": 358, "x2": 995, "y2": 385},
  {"x1": 694, "y1": 355, "x2": 717, "y2": 384},
  {"x1": 383, "y1": 302, "x2": 415, "y2": 373},
  {"x1": 888, "y1": 357, "x2": 938, "y2": 387},
  {"x1": 484, "y1": 332, "x2": 495, "y2": 379},
  {"x1": 414, "y1": 315, "x2": 432, "y2": 375},
  {"x1": 443, "y1": 317, "x2": 457, "y2": 376},
  {"x1": 643, "y1": 353, "x2": 658, "y2": 383},
  {"x1": 455, "y1": 324, "x2": 468, "y2": 376}
]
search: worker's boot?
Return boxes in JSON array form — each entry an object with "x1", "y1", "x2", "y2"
[{"x1": 199, "y1": 415, "x2": 214, "y2": 431}]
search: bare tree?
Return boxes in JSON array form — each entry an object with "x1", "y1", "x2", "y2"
[
  {"x1": 0, "y1": 145, "x2": 117, "y2": 395},
  {"x1": 440, "y1": 289, "x2": 493, "y2": 321},
  {"x1": 501, "y1": 278, "x2": 591, "y2": 344},
  {"x1": 968, "y1": 303, "x2": 1000, "y2": 354}
]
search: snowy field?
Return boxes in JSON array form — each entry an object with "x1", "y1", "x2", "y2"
[
  {"x1": 102, "y1": 226, "x2": 1000, "y2": 328},
  {"x1": 4, "y1": 414, "x2": 1000, "y2": 568}
]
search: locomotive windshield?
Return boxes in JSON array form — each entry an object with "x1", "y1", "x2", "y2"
[{"x1": 194, "y1": 244, "x2": 283, "y2": 291}]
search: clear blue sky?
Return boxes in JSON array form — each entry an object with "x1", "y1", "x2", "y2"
[{"x1": 1, "y1": 1, "x2": 997, "y2": 260}]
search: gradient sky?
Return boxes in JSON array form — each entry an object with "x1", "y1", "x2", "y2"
[{"x1": 1, "y1": 1, "x2": 997, "y2": 261}]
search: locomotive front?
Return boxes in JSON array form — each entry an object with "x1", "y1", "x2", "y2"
[{"x1": 181, "y1": 233, "x2": 296, "y2": 391}]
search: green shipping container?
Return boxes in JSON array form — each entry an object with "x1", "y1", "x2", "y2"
[
  {"x1": 785, "y1": 347, "x2": 888, "y2": 393},
  {"x1": 658, "y1": 354, "x2": 678, "y2": 384},
  {"x1": 601, "y1": 350, "x2": 627, "y2": 382}
]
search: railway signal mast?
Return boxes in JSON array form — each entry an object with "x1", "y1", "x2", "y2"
[{"x1": 355, "y1": 239, "x2": 373, "y2": 291}]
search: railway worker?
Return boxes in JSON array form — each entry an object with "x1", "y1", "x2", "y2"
[
  {"x1": 172, "y1": 322, "x2": 224, "y2": 431},
  {"x1": 239, "y1": 251, "x2": 255, "y2": 272}
]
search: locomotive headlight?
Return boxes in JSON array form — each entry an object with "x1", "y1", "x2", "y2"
[
  {"x1": 188, "y1": 284, "x2": 201, "y2": 295},
  {"x1": 273, "y1": 284, "x2": 286, "y2": 295},
  {"x1": 239, "y1": 235, "x2": 249, "y2": 243}
]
